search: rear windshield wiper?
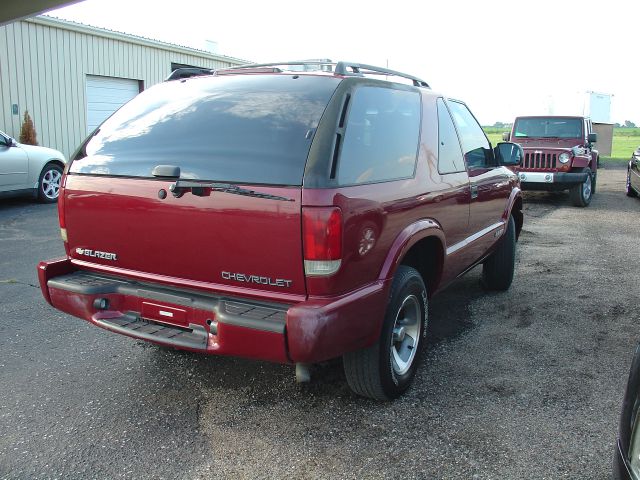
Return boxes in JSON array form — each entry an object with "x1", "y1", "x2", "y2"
[{"x1": 169, "y1": 180, "x2": 294, "y2": 202}]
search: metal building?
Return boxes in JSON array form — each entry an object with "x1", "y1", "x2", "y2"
[{"x1": 0, "y1": 16, "x2": 244, "y2": 159}]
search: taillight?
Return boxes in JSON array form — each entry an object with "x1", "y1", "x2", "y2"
[
  {"x1": 57, "y1": 185, "x2": 69, "y2": 250},
  {"x1": 302, "y1": 207, "x2": 342, "y2": 276}
]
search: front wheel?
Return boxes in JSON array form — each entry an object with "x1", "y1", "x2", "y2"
[
  {"x1": 482, "y1": 215, "x2": 516, "y2": 291},
  {"x1": 37, "y1": 163, "x2": 63, "y2": 203},
  {"x1": 569, "y1": 168, "x2": 593, "y2": 207},
  {"x1": 343, "y1": 266, "x2": 427, "y2": 401}
]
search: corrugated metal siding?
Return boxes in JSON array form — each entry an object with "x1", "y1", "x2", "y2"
[{"x1": 0, "y1": 17, "x2": 243, "y2": 159}]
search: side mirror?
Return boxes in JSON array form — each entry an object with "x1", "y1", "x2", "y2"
[
  {"x1": 587, "y1": 132, "x2": 597, "y2": 144},
  {"x1": 1, "y1": 136, "x2": 16, "y2": 147},
  {"x1": 502, "y1": 132, "x2": 511, "y2": 141},
  {"x1": 495, "y1": 142, "x2": 523, "y2": 166}
]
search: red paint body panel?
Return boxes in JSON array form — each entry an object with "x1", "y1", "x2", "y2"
[
  {"x1": 63, "y1": 175, "x2": 307, "y2": 298},
  {"x1": 37, "y1": 258, "x2": 73, "y2": 305},
  {"x1": 286, "y1": 280, "x2": 391, "y2": 363}
]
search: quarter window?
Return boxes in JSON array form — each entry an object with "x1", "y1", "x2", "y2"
[
  {"x1": 337, "y1": 86, "x2": 420, "y2": 185},
  {"x1": 437, "y1": 99, "x2": 465, "y2": 174},
  {"x1": 447, "y1": 100, "x2": 493, "y2": 169}
]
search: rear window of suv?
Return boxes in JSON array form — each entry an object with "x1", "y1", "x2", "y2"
[{"x1": 71, "y1": 75, "x2": 340, "y2": 186}]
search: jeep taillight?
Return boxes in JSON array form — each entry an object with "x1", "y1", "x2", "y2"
[{"x1": 302, "y1": 207, "x2": 342, "y2": 276}]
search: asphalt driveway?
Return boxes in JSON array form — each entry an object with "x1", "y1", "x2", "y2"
[{"x1": 0, "y1": 166, "x2": 638, "y2": 479}]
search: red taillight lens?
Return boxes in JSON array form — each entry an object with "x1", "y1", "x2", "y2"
[
  {"x1": 303, "y1": 207, "x2": 342, "y2": 260},
  {"x1": 57, "y1": 185, "x2": 66, "y2": 228},
  {"x1": 57, "y1": 184, "x2": 69, "y2": 253}
]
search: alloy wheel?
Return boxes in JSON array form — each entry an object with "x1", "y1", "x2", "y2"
[
  {"x1": 42, "y1": 168, "x2": 62, "y2": 200},
  {"x1": 390, "y1": 294, "x2": 421, "y2": 376}
]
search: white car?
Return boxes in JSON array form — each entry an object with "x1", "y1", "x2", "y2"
[{"x1": 0, "y1": 130, "x2": 67, "y2": 203}]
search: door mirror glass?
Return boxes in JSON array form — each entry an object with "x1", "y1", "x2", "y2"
[
  {"x1": 588, "y1": 132, "x2": 597, "y2": 144},
  {"x1": 495, "y1": 142, "x2": 523, "y2": 166}
]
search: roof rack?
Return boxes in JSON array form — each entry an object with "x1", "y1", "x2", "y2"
[{"x1": 215, "y1": 60, "x2": 430, "y2": 88}]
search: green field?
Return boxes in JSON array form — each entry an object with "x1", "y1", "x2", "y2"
[{"x1": 482, "y1": 127, "x2": 639, "y2": 162}]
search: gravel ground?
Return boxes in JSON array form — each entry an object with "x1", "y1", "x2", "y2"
[{"x1": 0, "y1": 165, "x2": 638, "y2": 479}]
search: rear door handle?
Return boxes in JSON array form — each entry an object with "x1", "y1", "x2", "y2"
[{"x1": 470, "y1": 185, "x2": 478, "y2": 199}]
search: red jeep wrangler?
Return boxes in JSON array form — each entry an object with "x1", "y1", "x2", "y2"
[
  {"x1": 504, "y1": 116, "x2": 598, "y2": 207},
  {"x1": 38, "y1": 61, "x2": 523, "y2": 400}
]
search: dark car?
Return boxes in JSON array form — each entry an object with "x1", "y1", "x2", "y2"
[
  {"x1": 615, "y1": 344, "x2": 640, "y2": 479},
  {"x1": 627, "y1": 147, "x2": 640, "y2": 198},
  {"x1": 504, "y1": 116, "x2": 598, "y2": 207},
  {"x1": 37, "y1": 61, "x2": 523, "y2": 400}
]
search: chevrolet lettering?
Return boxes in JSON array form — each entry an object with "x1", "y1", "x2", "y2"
[{"x1": 221, "y1": 271, "x2": 293, "y2": 288}]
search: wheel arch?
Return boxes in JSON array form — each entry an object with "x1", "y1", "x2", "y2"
[
  {"x1": 42, "y1": 159, "x2": 66, "y2": 172},
  {"x1": 503, "y1": 188, "x2": 523, "y2": 241},
  {"x1": 378, "y1": 219, "x2": 446, "y2": 297}
]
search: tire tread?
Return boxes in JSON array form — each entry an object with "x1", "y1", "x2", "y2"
[
  {"x1": 482, "y1": 216, "x2": 516, "y2": 291},
  {"x1": 343, "y1": 265, "x2": 423, "y2": 401}
]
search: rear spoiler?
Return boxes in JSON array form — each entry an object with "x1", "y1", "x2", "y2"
[{"x1": 165, "y1": 67, "x2": 213, "y2": 81}]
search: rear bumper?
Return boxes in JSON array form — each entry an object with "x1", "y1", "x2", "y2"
[
  {"x1": 37, "y1": 258, "x2": 388, "y2": 364},
  {"x1": 519, "y1": 171, "x2": 589, "y2": 190}
]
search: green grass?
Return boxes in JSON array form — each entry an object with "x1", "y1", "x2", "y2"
[
  {"x1": 485, "y1": 132, "x2": 504, "y2": 147},
  {"x1": 482, "y1": 127, "x2": 639, "y2": 163}
]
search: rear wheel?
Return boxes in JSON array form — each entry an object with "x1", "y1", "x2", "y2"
[
  {"x1": 569, "y1": 168, "x2": 593, "y2": 207},
  {"x1": 627, "y1": 169, "x2": 638, "y2": 197},
  {"x1": 343, "y1": 265, "x2": 427, "y2": 401},
  {"x1": 482, "y1": 215, "x2": 516, "y2": 291},
  {"x1": 38, "y1": 163, "x2": 63, "y2": 203}
]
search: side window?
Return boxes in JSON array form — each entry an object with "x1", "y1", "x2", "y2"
[
  {"x1": 436, "y1": 98, "x2": 465, "y2": 174},
  {"x1": 337, "y1": 86, "x2": 420, "y2": 185},
  {"x1": 447, "y1": 100, "x2": 493, "y2": 169}
]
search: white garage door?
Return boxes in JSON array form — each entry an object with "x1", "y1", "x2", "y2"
[{"x1": 86, "y1": 75, "x2": 140, "y2": 133}]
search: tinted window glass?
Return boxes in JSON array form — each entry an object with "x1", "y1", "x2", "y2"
[
  {"x1": 513, "y1": 117, "x2": 583, "y2": 139},
  {"x1": 447, "y1": 100, "x2": 492, "y2": 168},
  {"x1": 437, "y1": 99, "x2": 464, "y2": 174},
  {"x1": 337, "y1": 86, "x2": 420, "y2": 185},
  {"x1": 71, "y1": 75, "x2": 340, "y2": 185}
]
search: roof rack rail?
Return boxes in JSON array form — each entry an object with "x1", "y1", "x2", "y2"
[
  {"x1": 215, "y1": 66, "x2": 283, "y2": 76},
  {"x1": 334, "y1": 62, "x2": 429, "y2": 88},
  {"x1": 214, "y1": 60, "x2": 430, "y2": 88},
  {"x1": 165, "y1": 67, "x2": 213, "y2": 81}
]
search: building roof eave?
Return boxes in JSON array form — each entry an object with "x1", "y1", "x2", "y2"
[{"x1": 27, "y1": 15, "x2": 248, "y2": 65}]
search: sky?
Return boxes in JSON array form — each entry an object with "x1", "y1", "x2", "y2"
[{"x1": 49, "y1": 0, "x2": 638, "y2": 126}]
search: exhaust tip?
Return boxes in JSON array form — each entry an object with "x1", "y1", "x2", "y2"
[{"x1": 295, "y1": 363, "x2": 311, "y2": 383}]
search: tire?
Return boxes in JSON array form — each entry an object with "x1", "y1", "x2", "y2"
[
  {"x1": 37, "y1": 163, "x2": 63, "y2": 203},
  {"x1": 591, "y1": 173, "x2": 597, "y2": 195},
  {"x1": 343, "y1": 265, "x2": 427, "y2": 401},
  {"x1": 627, "y1": 169, "x2": 638, "y2": 197},
  {"x1": 482, "y1": 215, "x2": 516, "y2": 291},
  {"x1": 569, "y1": 168, "x2": 593, "y2": 207}
]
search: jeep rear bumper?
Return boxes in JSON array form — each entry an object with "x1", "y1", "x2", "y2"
[
  {"x1": 37, "y1": 258, "x2": 388, "y2": 364},
  {"x1": 519, "y1": 171, "x2": 589, "y2": 191}
]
